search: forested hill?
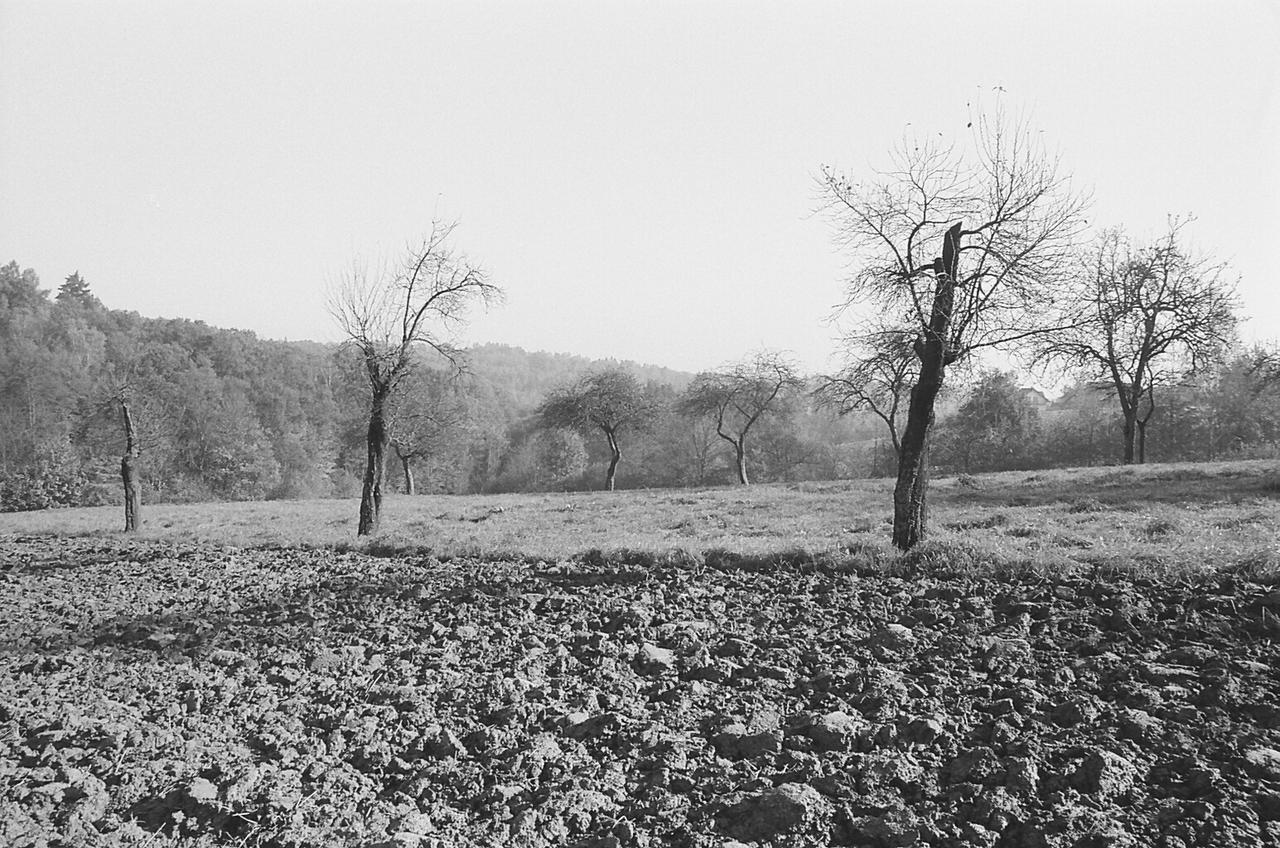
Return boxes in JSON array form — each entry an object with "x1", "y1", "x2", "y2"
[
  {"x1": 1, "y1": 261, "x2": 725, "y2": 509},
  {"x1": 464, "y1": 343, "x2": 694, "y2": 410}
]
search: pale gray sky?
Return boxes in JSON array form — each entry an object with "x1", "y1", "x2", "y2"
[{"x1": 2, "y1": 1, "x2": 1277, "y2": 374}]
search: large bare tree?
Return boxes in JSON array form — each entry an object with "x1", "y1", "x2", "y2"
[
  {"x1": 1036, "y1": 220, "x2": 1237, "y2": 463},
  {"x1": 328, "y1": 220, "x2": 500, "y2": 535},
  {"x1": 679, "y1": 351, "x2": 802, "y2": 485},
  {"x1": 820, "y1": 109, "x2": 1089, "y2": 549}
]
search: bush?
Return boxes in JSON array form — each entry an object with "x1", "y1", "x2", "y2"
[
  {"x1": 0, "y1": 465, "x2": 88, "y2": 511},
  {"x1": 0, "y1": 437, "x2": 90, "y2": 511}
]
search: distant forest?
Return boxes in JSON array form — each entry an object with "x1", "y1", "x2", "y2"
[{"x1": 2, "y1": 260, "x2": 1277, "y2": 512}]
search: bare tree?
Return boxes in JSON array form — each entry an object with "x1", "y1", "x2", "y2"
[
  {"x1": 86, "y1": 365, "x2": 144, "y2": 532},
  {"x1": 85, "y1": 360, "x2": 175, "y2": 533},
  {"x1": 820, "y1": 108, "x2": 1089, "y2": 549},
  {"x1": 814, "y1": 325, "x2": 918, "y2": 459},
  {"x1": 328, "y1": 220, "x2": 500, "y2": 535},
  {"x1": 91, "y1": 330, "x2": 159, "y2": 533},
  {"x1": 1036, "y1": 220, "x2": 1237, "y2": 464},
  {"x1": 114, "y1": 382, "x2": 142, "y2": 532},
  {"x1": 537, "y1": 368, "x2": 654, "y2": 491},
  {"x1": 679, "y1": 351, "x2": 802, "y2": 485}
]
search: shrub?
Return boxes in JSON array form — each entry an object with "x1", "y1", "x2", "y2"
[{"x1": 0, "y1": 437, "x2": 89, "y2": 511}]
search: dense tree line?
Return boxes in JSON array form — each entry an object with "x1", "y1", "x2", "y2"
[
  {"x1": 936, "y1": 365, "x2": 1275, "y2": 478},
  {"x1": 0, "y1": 262, "x2": 855, "y2": 512},
  {"x1": 1, "y1": 262, "x2": 352, "y2": 511}
]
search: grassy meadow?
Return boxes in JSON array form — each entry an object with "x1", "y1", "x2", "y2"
[{"x1": 2, "y1": 458, "x2": 1276, "y2": 580}]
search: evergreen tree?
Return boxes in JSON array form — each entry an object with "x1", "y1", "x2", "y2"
[{"x1": 55, "y1": 271, "x2": 102, "y2": 309}]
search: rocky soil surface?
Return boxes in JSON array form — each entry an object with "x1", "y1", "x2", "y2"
[{"x1": 2, "y1": 536, "x2": 1279, "y2": 847}]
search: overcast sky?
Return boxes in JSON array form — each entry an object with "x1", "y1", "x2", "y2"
[{"x1": 2, "y1": 1, "x2": 1277, "y2": 374}]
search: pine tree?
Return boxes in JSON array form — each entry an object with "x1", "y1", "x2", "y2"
[{"x1": 55, "y1": 271, "x2": 101, "y2": 308}]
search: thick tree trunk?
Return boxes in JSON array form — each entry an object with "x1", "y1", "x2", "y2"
[
  {"x1": 120, "y1": 399, "x2": 141, "y2": 533},
  {"x1": 892, "y1": 222, "x2": 962, "y2": 551},
  {"x1": 358, "y1": 391, "x2": 389, "y2": 536},
  {"x1": 1121, "y1": 413, "x2": 1137, "y2": 464},
  {"x1": 892, "y1": 348, "x2": 945, "y2": 550},
  {"x1": 604, "y1": 430, "x2": 621, "y2": 492},
  {"x1": 735, "y1": 441, "x2": 749, "y2": 485},
  {"x1": 121, "y1": 456, "x2": 141, "y2": 532}
]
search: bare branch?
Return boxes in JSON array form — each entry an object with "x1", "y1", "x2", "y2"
[{"x1": 814, "y1": 324, "x2": 917, "y2": 456}]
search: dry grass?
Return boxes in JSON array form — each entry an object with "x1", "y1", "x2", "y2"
[{"x1": 2, "y1": 458, "x2": 1276, "y2": 580}]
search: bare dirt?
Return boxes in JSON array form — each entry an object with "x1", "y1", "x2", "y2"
[{"x1": 2, "y1": 536, "x2": 1279, "y2": 847}]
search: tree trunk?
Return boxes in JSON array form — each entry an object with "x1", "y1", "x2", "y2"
[
  {"x1": 1121, "y1": 413, "x2": 1137, "y2": 464},
  {"x1": 402, "y1": 455, "x2": 415, "y2": 495},
  {"x1": 892, "y1": 223, "x2": 962, "y2": 551},
  {"x1": 604, "y1": 430, "x2": 621, "y2": 492},
  {"x1": 735, "y1": 440, "x2": 749, "y2": 485},
  {"x1": 120, "y1": 398, "x2": 141, "y2": 533},
  {"x1": 892, "y1": 348, "x2": 944, "y2": 550},
  {"x1": 358, "y1": 390, "x2": 389, "y2": 536},
  {"x1": 1135, "y1": 388, "x2": 1154, "y2": 464}
]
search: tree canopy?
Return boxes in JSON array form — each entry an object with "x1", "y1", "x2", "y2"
[
  {"x1": 1035, "y1": 220, "x2": 1238, "y2": 463},
  {"x1": 537, "y1": 368, "x2": 653, "y2": 491},
  {"x1": 679, "y1": 351, "x2": 802, "y2": 486}
]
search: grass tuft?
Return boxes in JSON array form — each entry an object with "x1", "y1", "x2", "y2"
[
  {"x1": 1142, "y1": 518, "x2": 1183, "y2": 540},
  {"x1": 945, "y1": 512, "x2": 1008, "y2": 531},
  {"x1": 1067, "y1": 497, "x2": 1108, "y2": 514},
  {"x1": 1220, "y1": 546, "x2": 1280, "y2": 584}
]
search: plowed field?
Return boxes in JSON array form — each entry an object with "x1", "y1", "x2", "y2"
[{"x1": 4, "y1": 535, "x2": 1279, "y2": 847}]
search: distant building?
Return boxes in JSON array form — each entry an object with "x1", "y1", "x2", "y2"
[
  {"x1": 1017, "y1": 387, "x2": 1051, "y2": 410},
  {"x1": 1052, "y1": 381, "x2": 1116, "y2": 411}
]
